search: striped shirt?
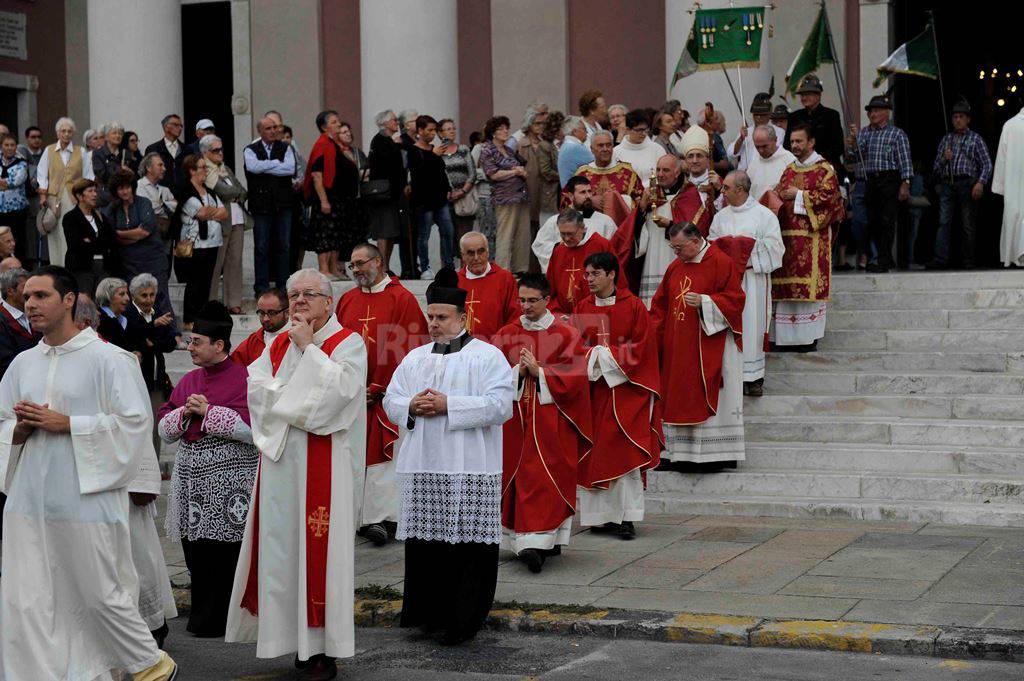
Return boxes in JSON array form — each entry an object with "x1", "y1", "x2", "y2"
[{"x1": 932, "y1": 129, "x2": 992, "y2": 183}]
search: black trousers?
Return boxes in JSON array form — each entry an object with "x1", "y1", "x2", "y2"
[
  {"x1": 183, "y1": 246, "x2": 219, "y2": 324},
  {"x1": 865, "y1": 170, "x2": 901, "y2": 269},
  {"x1": 180, "y1": 537, "x2": 242, "y2": 637},
  {"x1": 400, "y1": 538, "x2": 499, "y2": 642}
]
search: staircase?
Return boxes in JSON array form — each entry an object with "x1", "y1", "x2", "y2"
[
  {"x1": 164, "y1": 269, "x2": 1024, "y2": 527},
  {"x1": 646, "y1": 270, "x2": 1024, "y2": 527}
]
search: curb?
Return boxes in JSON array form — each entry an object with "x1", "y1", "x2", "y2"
[{"x1": 172, "y1": 589, "x2": 1024, "y2": 663}]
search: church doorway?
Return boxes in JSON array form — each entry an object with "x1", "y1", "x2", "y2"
[{"x1": 181, "y1": 1, "x2": 236, "y2": 165}]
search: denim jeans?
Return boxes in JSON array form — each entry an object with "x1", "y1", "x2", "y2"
[
  {"x1": 933, "y1": 178, "x2": 978, "y2": 267},
  {"x1": 252, "y1": 209, "x2": 292, "y2": 294},
  {"x1": 415, "y1": 204, "x2": 455, "y2": 272},
  {"x1": 850, "y1": 181, "x2": 875, "y2": 262}
]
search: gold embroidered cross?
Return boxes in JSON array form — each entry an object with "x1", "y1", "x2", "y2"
[
  {"x1": 359, "y1": 306, "x2": 376, "y2": 345},
  {"x1": 307, "y1": 506, "x2": 330, "y2": 538},
  {"x1": 464, "y1": 291, "x2": 482, "y2": 333},
  {"x1": 596, "y1": 318, "x2": 611, "y2": 347},
  {"x1": 673, "y1": 276, "x2": 693, "y2": 322},
  {"x1": 565, "y1": 258, "x2": 582, "y2": 301}
]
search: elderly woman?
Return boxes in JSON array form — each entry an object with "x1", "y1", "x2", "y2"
[
  {"x1": 608, "y1": 104, "x2": 628, "y2": 144},
  {"x1": 469, "y1": 130, "x2": 496, "y2": 256},
  {"x1": 36, "y1": 117, "x2": 95, "y2": 267},
  {"x1": 95, "y1": 276, "x2": 137, "y2": 350},
  {"x1": 200, "y1": 134, "x2": 247, "y2": 314},
  {"x1": 159, "y1": 300, "x2": 258, "y2": 638},
  {"x1": 365, "y1": 110, "x2": 406, "y2": 273},
  {"x1": 436, "y1": 118, "x2": 477, "y2": 257},
  {"x1": 125, "y1": 272, "x2": 176, "y2": 449},
  {"x1": 93, "y1": 121, "x2": 130, "y2": 204},
  {"x1": 0, "y1": 135, "x2": 29, "y2": 237},
  {"x1": 177, "y1": 154, "x2": 228, "y2": 328},
  {"x1": 516, "y1": 110, "x2": 559, "y2": 244},
  {"x1": 63, "y1": 178, "x2": 115, "y2": 294},
  {"x1": 479, "y1": 116, "x2": 530, "y2": 273}
]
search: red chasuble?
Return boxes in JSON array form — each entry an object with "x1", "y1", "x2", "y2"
[
  {"x1": 610, "y1": 183, "x2": 716, "y2": 294},
  {"x1": 335, "y1": 278, "x2": 426, "y2": 466},
  {"x1": 771, "y1": 160, "x2": 844, "y2": 302},
  {"x1": 231, "y1": 328, "x2": 268, "y2": 367},
  {"x1": 241, "y1": 327, "x2": 353, "y2": 628},
  {"x1": 573, "y1": 290, "x2": 663, "y2": 489},
  {"x1": 561, "y1": 162, "x2": 646, "y2": 223},
  {"x1": 493, "y1": 318, "x2": 593, "y2": 534},
  {"x1": 546, "y1": 233, "x2": 621, "y2": 314},
  {"x1": 457, "y1": 263, "x2": 521, "y2": 342},
  {"x1": 649, "y1": 242, "x2": 745, "y2": 425}
]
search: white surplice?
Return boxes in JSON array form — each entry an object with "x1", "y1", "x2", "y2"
[
  {"x1": 992, "y1": 107, "x2": 1024, "y2": 267},
  {"x1": 532, "y1": 211, "x2": 618, "y2": 273},
  {"x1": 226, "y1": 317, "x2": 367, "y2": 661},
  {"x1": 746, "y1": 145, "x2": 796, "y2": 202},
  {"x1": 0, "y1": 329, "x2": 161, "y2": 680},
  {"x1": 709, "y1": 196, "x2": 784, "y2": 381},
  {"x1": 612, "y1": 137, "x2": 664, "y2": 188},
  {"x1": 728, "y1": 122, "x2": 787, "y2": 172}
]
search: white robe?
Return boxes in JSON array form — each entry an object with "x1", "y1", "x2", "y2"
[
  {"x1": 728, "y1": 122, "x2": 786, "y2": 172},
  {"x1": 0, "y1": 330, "x2": 161, "y2": 680},
  {"x1": 612, "y1": 137, "x2": 664, "y2": 188},
  {"x1": 532, "y1": 210, "x2": 617, "y2": 273},
  {"x1": 992, "y1": 107, "x2": 1024, "y2": 267},
  {"x1": 226, "y1": 317, "x2": 367, "y2": 661},
  {"x1": 662, "y1": 243, "x2": 745, "y2": 464},
  {"x1": 709, "y1": 197, "x2": 785, "y2": 381},
  {"x1": 746, "y1": 145, "x2": 796, "y2": 202}
]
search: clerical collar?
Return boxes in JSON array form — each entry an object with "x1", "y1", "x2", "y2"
[
  {"x1": 363, "y1": 274, "x2": 391, "y2": 293},
  {"x1": 795, "y1": 151, "x2": 823, "y2": 168},
  {"x1": 264, "y1": 322, "x2": 290, "y2": 342},
  {"x1": 521, "y1": 310, "x2": 555, "y2": 330},
  {"x1": 595, "y1": 293, "x2": 616, "y2": 307},
  {"x1": 431, "y1": 329, "x2": 473, "y2": 354},
  {"x1": 686, "y1": 239, "x2": 711, "y2": 263},
  {"x1": 204, "y1": 354, "x2": 233, "y2": 375},
  {"x1": 312, "y1": 316, "x2": 343, "y2": 344},
  {"x1": 464, "y1": 263, "x2": 491, "y2": 280},
  {"x1": 689, "y1": 170, "x2": 710, "y2": 187}
]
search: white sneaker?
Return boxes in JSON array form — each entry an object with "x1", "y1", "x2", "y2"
[{"x1": 420, "y1": 269, "x2": 435, "y2": 280}]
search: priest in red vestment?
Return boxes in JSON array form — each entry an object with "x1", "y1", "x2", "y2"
[
  {"x1": 231, "y1": 289, "x2": 291, "y2": 366},
  {"x1": 650, "y1": 222, "x2": 748, "y2": 468},
  {"x1": 769, "y1": 123, "x2": 844, "y2": 351},
  {"x1": 493, "y1": 273, "x2": 592, "y2": 573},
  {"x1": 563, "y1": 131, "x2": 645, "y2": 223},
  {"x1": 335, "y1": 242, "x2": 426, "y2": 546},
  {"x1": 572, "y1": 252, "x2": 662, "y2": 540},
  {"x1": 546, "y1": 208, "x2": 621, "y2": 315},
  {"x1": 457, "y1": 231, "x2": 519, "y2": 341}
]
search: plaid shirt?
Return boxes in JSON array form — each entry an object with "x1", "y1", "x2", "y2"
[
  {"x1": 848, "y1": 123, "x2": 912, "y2": 180},
  {"x1": 932, "y1": 128, "x2": 992, "y2": 183}
]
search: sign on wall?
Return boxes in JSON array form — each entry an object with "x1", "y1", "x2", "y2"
[{"x1": 0, "y1": 12, "x2": 27, "y2": 61}]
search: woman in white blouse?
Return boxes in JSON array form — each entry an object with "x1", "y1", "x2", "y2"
[{"x1": 178, "y1": 154, "x2": 228, "y2": 329}]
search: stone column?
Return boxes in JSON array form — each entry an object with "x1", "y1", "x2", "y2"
[
  {"x1": 86, "y1": 0, "x2": 183, "y2": 146},
  {"x1": 359, "y1": 0, "x2": 459, "y2": 144},
  {"x1": 858, "y1": 0, "x2": 891, "y2": 127}
]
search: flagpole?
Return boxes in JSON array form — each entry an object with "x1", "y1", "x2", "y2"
[
  {"x1": 729, "y1": 0, "x2": 746, "y2": 126},
  {"x1": 927, "y1": 10, "x2": 950, "y2": 132},
  {"x1": 720, "y1": 64, "x2": 745, "y2": 118},
  {"x1": 820, "y1": 1, "x2": 865, "y2": 168}
]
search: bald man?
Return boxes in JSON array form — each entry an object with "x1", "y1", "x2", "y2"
[{"x1": 244, "y1": 115, "x2": 297, "y2": 296}]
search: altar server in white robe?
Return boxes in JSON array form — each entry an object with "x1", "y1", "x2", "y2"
[
  {"x1": 746, "y1": 126, "x2": 796, "y2": 202},
  {"x1": 0, "y1": 265, "x2": 177, "y2": 681},
  {"x1": 384, "y1": 267, "x2": 514, "y2": 646},
  {"x1": 708, "y1": 170, "x2": 784, "y2": 395},
  {"x1": 226, "y1": 268, "x2": 367, "y2": 679},
  {"x1": 532, "y1": 176, "x2": 616, "y2": 272}
]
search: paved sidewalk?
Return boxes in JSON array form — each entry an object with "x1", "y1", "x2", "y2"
[{"x1": 162, "y1": 512, "x2": 1024, "y2": 661}]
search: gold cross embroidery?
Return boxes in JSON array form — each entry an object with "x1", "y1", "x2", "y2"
[
  {"x1": 672, "y1": 276, "x2": 693, "y2": 322},
  {"x1": 565, "y1": 258, "x2": 582, "y2": 302},
  {"x1": 464, "y1": 290, "x2": 482, "y2": 333},
  {"x1": 596, "y1": 318, "x2": 611, "y2": 347},
  {"x1": 307, "y1": 506, "x2": 330, "y2": 538},
  {"x1": 359, "y1": 306, "x2": 376, "y2": 345}
]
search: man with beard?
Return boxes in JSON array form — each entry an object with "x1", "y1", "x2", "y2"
[
  {"x1": 232, "y1": 288, "x2": 291, "y2": 366},
  {"x1": 533, "y1": 176, "x2": 617, "y2": 272},
  {"x1": 335, "y1": 243, "x2": 426, "y2": 546},
  {"x1": 456, "y1": 232, "x2": 520, "y2": 341},
  {"x1": 567, "y1": 131, "x2": 644, "y2": 220}
]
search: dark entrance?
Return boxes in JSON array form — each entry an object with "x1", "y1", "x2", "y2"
[
  {"x1": 891, "y1": 1, "x2": 1021, "y2": 267},
  {"x1": 181, "y1": 1, "x2": 235, "y2": 164},
  {"x1": 0, "y1": 88, "x2": 18, "y2": 138}
]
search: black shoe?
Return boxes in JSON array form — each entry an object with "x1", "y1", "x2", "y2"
[
  {"x1": 382, "y1": 520, "x2": 398, "y2": 539},
  {"x1": 299, "y1": 654, "x2": 338, "y2": 680},
  {"x1": 542, "y1": 545, "x2": 562, "y2": 557},
  {"x1": 834, "y1": 263, "x2": 854, "y2": 272},
  {"x1": 744, "y1": 379, "x2": 763, "y2": 397},
  {"x1": 618, "y1": 521, "x2": 636, "y2": 540},
  {"x1": 520, "y1": 548, "x2": 545, "y2": 573},
  {"x1": 795, "y1": 340, "x2": 818, "y2": 354},
  {"x1": 865, "y1": 263, "x2": 889, "y2": 273},
  {"x1": 363, "y1": 523, "x2": 388, "y2": 546},
  {"x1": 151, "y1": 621, "x2": 169, "y2": 649},
  {"x1": 591, "y1": 522, "x2": 621, "y2": 533}
]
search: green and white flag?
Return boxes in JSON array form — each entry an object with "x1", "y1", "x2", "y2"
[
  {"x1": 873, "y1": 24, "x2": 939, "y2": 87},
  {"x1": 784, "y1": 6, "x2": 835, "y2": 97},
  {"x1": 671, "y1": 6, "x2": 768, "y2": 89}
]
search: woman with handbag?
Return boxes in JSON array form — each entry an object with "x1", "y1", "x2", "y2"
[
  {"x1": 200, "y1": 135, "x2": 247, "y2": 314},
  {"x1": 365, "y1": 110, "x2": 405, "y2": 272},
  {"x1": 62, "y1": 178, "x2": 116, "y2": 295},
  {"x1": 176, "y1": 154, "x2": 228, "y2": 329},
  {"x1": 516, "y1": 110, "x2": 559, "y2": 270},
  {"x1": 437, "y1": 119, "x2": 477, "y2": 260}
]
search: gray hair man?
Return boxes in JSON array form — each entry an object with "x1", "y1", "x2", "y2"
[
  {"x1": 0, "y1": 266, "x2": 36, "y2": 376},
  {"x1": 457, "y1": 231, "x2": 519, "y2": 340},
  {"x1": 745, "y1": 124, "x2": 795, "y2": 201}
]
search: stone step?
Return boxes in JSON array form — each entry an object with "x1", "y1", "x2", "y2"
[
  {"x1": 826, "y1": 308, "x2": 1024, "y2": 331},
  {"x1": 644, "y1": 493, "x2": 1024, "y2": 527},
  {"x1": 818, "y1": 329, "x2": 1024, "y2": 352},
  {"x1": 746, "y1": 415, "x2": 1024, "y2": 449},
  {"x1": 763, "y1": 371, "x2": 1024, "y2": 396},
  {"x1": 831, "y1": 288, "x2": 1024, "y2": 310},
  {"x1": 766, "y1": 351, "x2": 1022, "y2": 374},
  {"x1": 741, "y1": 442, "x2": 1024, "y2": 476},
  {"x1": 745, "y1": 393, "x2": 1024, "y2": 420},
  {"x1": 648, "y1": 469, "x2": 1024, "y2": 505},
  {"x1": 831, "y1": 270, "x2": 1024, "y2": 292}
]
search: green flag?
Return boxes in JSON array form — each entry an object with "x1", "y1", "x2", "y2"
[
  {"x1": 873, "y1": 24, "x2": 939, "y2": 87},
  {"x1": 784, "y1": 6, "x2": 835, "y2": 97},
  {"x1": 671, "y1": 6, "x2": 767, "y2": 90}
]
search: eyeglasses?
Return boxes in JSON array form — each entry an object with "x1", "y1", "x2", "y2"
[
  {"x1": 210, "y1": 147, "x2": 224, "y2": 153},
  {"x1": 631, "y1": 127, "x2": 650, "y2": 133},
  {"x1": 287, "y1": 290, "x2": 329, "y2": 302},
  {"x1": 518, "y1": 297, "x2": 547, "y2": 305},
  {"x1": 256, "y1": 308, "x2": 287, "y2": 317},
  {"x1": 346, "y1": 258, "x2": 378, "y2": 270}
]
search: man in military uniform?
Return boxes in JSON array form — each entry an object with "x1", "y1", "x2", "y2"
[
  {"x1": 771, "y1": 105, "x2": 789, "y2": 134},
  {"x1": 784, "y1": 74, "x2": 845, "y2": 182}
]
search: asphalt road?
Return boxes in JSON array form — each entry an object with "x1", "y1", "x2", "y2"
[{"x1": 162, "y1": 618, "x2": 1022, "y2": 680}]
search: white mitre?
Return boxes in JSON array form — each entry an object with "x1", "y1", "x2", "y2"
[{"x1": 680, "y1": 125, "x2": 710, "y2": 156}]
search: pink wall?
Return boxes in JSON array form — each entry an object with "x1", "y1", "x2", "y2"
[
  {"x1": 320, "y1": 0, "x2": 362, "y2": 143},
  {"x1": 457, "y1": 0, "x2": 494, "y2": 137}
]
